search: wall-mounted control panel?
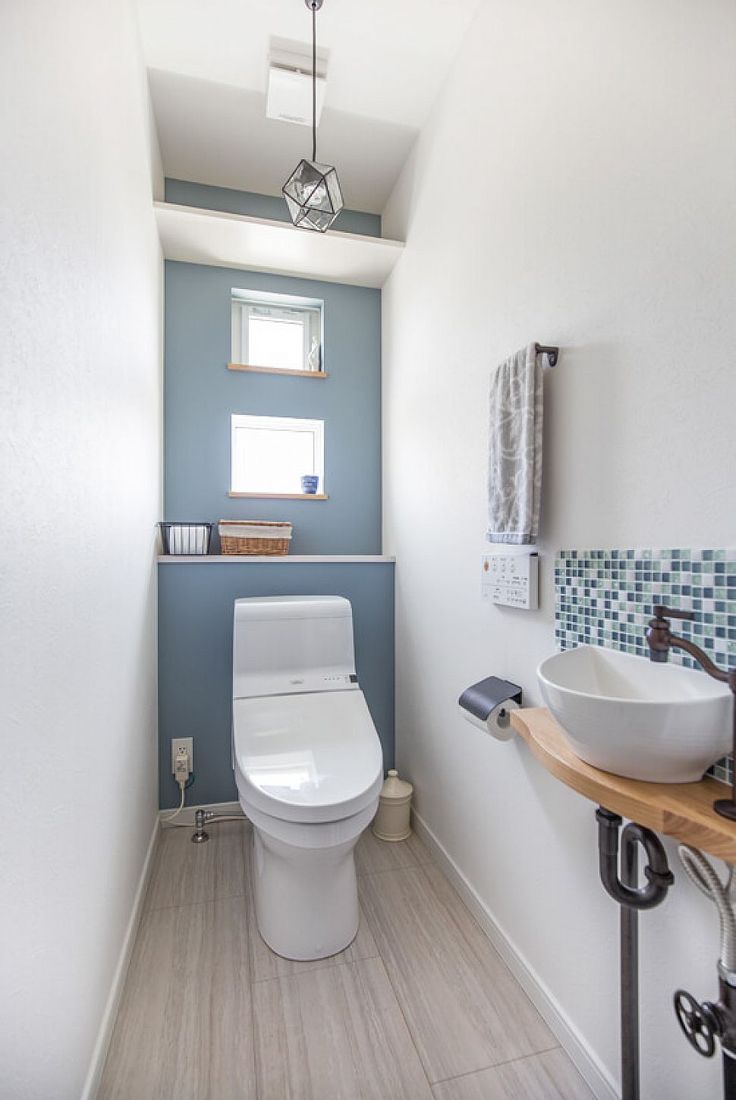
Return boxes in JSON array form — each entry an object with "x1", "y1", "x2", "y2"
[{"x1": 482, "y1": 552, "x2": 539, "y2": 609}]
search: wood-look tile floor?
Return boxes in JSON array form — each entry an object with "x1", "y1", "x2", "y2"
[{"x1": 99, "y1": 820, "x2": 594, "y2": 1100}]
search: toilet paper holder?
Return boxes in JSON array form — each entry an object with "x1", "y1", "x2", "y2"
[{"x1": 458, "y1": 676, "x2": 523, "y2": 742}]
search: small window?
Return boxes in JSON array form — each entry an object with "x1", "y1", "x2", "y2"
[
  {"x1": 230, "y1": 414, "x2": 325, "y2": 496},
  {"x1": 231, "y1": 289, "x2": 323, "y2": 374}
]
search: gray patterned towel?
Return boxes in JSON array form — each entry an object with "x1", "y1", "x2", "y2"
[{"x1": 486, "y1": 343, "x2": 544, "y2": 545}]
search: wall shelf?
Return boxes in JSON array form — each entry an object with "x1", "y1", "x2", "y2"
[
  {"x1": 157, "y1": 555, "x2": 395, "y2": 564},
  {"x1": 511, "y1": 707, "x2": 736, "y2": 863},
  {"x1": 227, "y1": 492, "x2": 328, "y2": 500},
  {"x1": 227, "y1": 363, "x2": 328, "y2": 379},
  {"x1": 155, "y1": 202, "x2": 404, "y2": 289}
]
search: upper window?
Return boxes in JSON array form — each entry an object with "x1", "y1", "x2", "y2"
[{"x1": 231, "y1": 289, "x2": 323, "y2": 375}]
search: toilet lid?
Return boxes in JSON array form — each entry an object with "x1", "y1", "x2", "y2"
[{"x1": 233, "y1": 689, "x2": 384, "y2": 823}]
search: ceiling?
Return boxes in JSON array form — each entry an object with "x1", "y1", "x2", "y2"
[{"x1": 137, "y1": 0, "x2": 482, "y2": 214}]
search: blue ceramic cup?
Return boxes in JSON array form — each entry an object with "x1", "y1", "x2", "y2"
[{"x1": 301, "y1": 475, "x2": 319, "y2": 494}]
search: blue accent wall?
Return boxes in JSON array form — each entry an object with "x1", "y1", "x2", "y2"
[
  {"x1": 158, "y1": 562, "x2": 394, "y2": 808},
  {"x1": 164, "y1": 261, "x2": 382, "y2": 554},
  {"x1": 165, "y1": 178, "x2": 382, "y2": 238},
  {"x1": 159, "y1": 186, "x2": 391, "y2": 810}
]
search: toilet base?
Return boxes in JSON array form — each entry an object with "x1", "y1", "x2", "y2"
[{"x1": 244, "y1": 800, "x2": 377, "y2": 961}]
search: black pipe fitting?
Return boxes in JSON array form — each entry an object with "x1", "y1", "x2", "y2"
[
  {"x1": 596, "y1": 807, "x2": 674, "y2": 1100},
  {"x1": 596, "y1": 808, "x2": 674, "y2": 910}
]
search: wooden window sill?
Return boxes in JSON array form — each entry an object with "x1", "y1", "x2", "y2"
[
  {"x1": 228, "y1": 492, "x2": 328, "y2": 500},
  {"x1": 227, "y1": 363, "x2": 328, "y2": 379}
]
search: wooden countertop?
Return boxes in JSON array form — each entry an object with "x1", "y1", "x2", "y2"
[{"x1": 511, "y1": 707, "x2": 736, "y2": 864}]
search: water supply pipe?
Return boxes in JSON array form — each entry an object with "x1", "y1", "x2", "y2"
[{"x1": 674, "y1": 845, "x2": 736, "y2": 1099}]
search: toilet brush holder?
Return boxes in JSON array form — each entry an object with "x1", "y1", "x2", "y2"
[{"x1": 372, "y1": 770, "x2": 413, "y2": 841}]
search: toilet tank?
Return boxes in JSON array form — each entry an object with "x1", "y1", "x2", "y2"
[{"x1": 233, "y1": 595, "x2": 358, "y2": 699}]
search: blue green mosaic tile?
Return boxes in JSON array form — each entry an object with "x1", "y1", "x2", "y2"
[{"x1": 555, "y1": 547, "x2": 736, "y2": 783}]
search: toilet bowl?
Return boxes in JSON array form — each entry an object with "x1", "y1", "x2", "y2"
[{"x1": 231, "y1": 596, "x2": 384, "y2": 960}]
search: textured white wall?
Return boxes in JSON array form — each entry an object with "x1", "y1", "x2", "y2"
[
  {"x1": 382, "y1": 1, "x2": 736, "y2": 1096},
  {"x1": 0, "y1": 2, "x2": 162, "y2": 1097}
]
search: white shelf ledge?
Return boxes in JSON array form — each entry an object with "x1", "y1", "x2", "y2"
[
  {"x1": 155, "y1": 202, "x2": 404, "y2": 289},
  {"x1": 157, "y1": 554, "x2": 395, "y2": 564},
  {"x1": 227, "y1": 492, "x2": 328, "y2": 500}
]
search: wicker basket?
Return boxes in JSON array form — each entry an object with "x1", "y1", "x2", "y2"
[{"x1": 218, "y1": 520, "x2": 293, "y2": 556}]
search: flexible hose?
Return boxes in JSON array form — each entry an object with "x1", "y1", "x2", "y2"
[
  {"x1": 678, "y1": 845, "x2": 736, "y2": 972},
  {"x1": 163, "y1": 814, "x2": 246, "y2": 830}
]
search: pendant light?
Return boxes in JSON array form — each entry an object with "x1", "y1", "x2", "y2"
[{"x1": 282, "y1": 0, "x2": 344, "y2": 232}]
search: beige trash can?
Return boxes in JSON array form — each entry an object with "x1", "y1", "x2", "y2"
[{"x1": 372, "y1": 770, "x2": 413, "y2": 841}]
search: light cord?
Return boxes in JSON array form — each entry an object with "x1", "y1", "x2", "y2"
[{"x1": 311, "y1": 2, "x2": 317, "y2": 161}]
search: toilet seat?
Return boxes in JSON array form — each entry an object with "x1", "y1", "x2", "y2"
[{"x1": 233, "y1": 689, "x2": 383, "y2": 824}]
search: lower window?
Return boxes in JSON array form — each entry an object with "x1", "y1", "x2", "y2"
[{"x1": 230, "y1": 414, "x2": 324, "y2": 495}]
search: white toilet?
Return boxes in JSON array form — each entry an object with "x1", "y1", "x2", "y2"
[{"x1": 232, "y1": 595, "x2": 384, "y2": 960}]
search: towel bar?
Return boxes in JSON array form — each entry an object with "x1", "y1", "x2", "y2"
[{"x1": 535, "y1": 343, "x2": 559, "y2": 366}]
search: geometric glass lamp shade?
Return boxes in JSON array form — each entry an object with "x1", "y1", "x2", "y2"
[
  {"x1": 283, "y1": 158, "x2": 344, "y2": 233},
  {"x1": 282, "y1": 0, "x2": 343, "y2": 233}
]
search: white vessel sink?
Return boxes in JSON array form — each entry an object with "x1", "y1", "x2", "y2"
[{"x1": 537, "y1": 645, "x2": 732, "y2": 783}]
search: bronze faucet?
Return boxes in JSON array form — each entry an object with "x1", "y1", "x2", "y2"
[{"x1": 646, "y1": 605, "x2": 736, "y2": 821}]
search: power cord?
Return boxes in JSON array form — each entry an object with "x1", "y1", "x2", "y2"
[
  {"x1": 160, "y1": 770, "x2": 195, "y2": 824},
  {"x1": 161, "y1": 784, "x2": 186, "y2": 823},
  {"x1": 160, "y1": 745, "x2": 246, "y2": 830}
]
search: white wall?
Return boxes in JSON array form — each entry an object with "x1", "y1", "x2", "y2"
[
  {"x1": 382, "y1": 1, "x2": 736, "y2": 1096},
  {"x1": 0, "y1": 3, "x2": 162, "y2": 1097}
]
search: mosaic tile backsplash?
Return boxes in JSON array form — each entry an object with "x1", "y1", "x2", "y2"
[{"x1": 555, "y1": 548, "x2": 736, "y2": 784}]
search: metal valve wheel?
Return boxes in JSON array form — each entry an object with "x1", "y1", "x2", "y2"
[{"x1": 674, "y1": 989, "x2": 720, "y2": 1058}]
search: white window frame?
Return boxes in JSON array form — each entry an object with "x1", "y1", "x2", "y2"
[
  {"x1": 231, "y1": 288, "x2": 324, "y2": 374},
  {"x1": 230, "y1": 413, "x2": 325, "y2": 496}
]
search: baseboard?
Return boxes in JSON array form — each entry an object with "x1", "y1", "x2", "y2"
[
  {"x1": 158, "y1": 799, "x2": 246, "y2": 828},
  {"x1": 80, "y1": 814, "x2": 160, "y2": 1100},
  {"x1": 411, "y1": 810, "x2": 619, "y2": 1100}
]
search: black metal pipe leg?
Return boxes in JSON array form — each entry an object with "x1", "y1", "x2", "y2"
[
  {"x1": 724, "y1": 1051, "x2": 736, "y2": 1100},
  {"x1": 596, "y1": 808, "x2": 674, "y2": 1100},
  {"x1": 621, "y1": 829, "x2": 640, "y2": 1100}
]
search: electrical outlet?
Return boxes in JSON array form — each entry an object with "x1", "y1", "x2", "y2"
[{"x1": 171, "y1": 737, "x2": 193, "y2": 778}]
